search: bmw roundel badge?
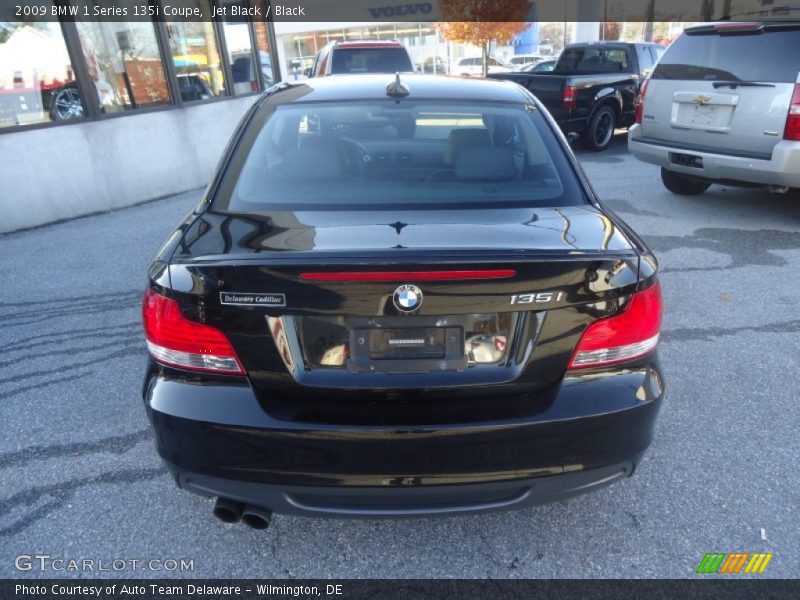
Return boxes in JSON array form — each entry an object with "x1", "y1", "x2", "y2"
[{"x1": 393, "y1": 284, "x2": 423, "y2": 313}]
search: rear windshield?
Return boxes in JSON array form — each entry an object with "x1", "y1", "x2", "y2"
[
  {"x1": 555, "y1": 47, "x2": 630, "y2": 72},
  {"x1": 213, "y1": 100, "x2": 586, "y2": 213},
  {"x1": 653, "y1": 28, "x2": 800, "y2": 83},
  {"x1": 331, "y1": 48, "x2": 413, "y2": 74}
]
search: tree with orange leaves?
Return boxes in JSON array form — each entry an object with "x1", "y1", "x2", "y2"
[{"x1": 437, "y1": 0, "x2": 531, "y2": 77}]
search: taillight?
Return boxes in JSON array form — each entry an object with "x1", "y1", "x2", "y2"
[
  {"x1": 634, "y1": 78, "x2": 649, "y2": 125},
  {"x1": 568, "y1": 282, "x2": 662, "y2": 370},
  {"x1": 563, "y1": 84, "x2": 577, "y2": 110},
  {"x1": 784, "y1": 84, "x2": 800, "y2": 141},
  {"x1": 142, "y1": 288, "x2": 245, "y2": 375}
]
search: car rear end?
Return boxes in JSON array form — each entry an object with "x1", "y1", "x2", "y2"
[
  {"x1": 328, "y1": 41, "x2": 414, "y2": 75},
  {"x1": 491, "y1": 72, "x2": 570, "y2": 119},
  {"x1": 142, "y1": 77, "x2": 665, "y2": 521},
  {"x1": 629, "y1": 21, "x2": 800, "y2": 191}
]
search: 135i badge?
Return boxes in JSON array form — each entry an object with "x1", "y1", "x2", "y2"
[
  {"x1": 220, "y1": 292, "x2": 285, "y2": 307},
  {"x1": 510, "y1": 291, "x2": 564, "y2": 305}
]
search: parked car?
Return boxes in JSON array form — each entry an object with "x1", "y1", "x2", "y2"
[
  {"x1": 490, "y1": 42, "x2": 665, "y2": 150},
  {"x1": 422, "y1": 56, "x2": 447, "y2": 74},
  {"x1": 307, "y1": 40, "x2": 414, "y2": 77},
  {"x1": 176, "y1": 73, "x2": 215, "y2": 102},
  {"x1": 142, "y1": 74, "x2": 664, "y2": 526},
  {"x1": 522, "y1": 59, "x2": 557, "y2": 73},
  {"x1": 508, "y1": 54, "x2": 548, "y2": 67},
  {"x1": 454, "y1": 56, "x2": 512, "y2": 77},
  {"x1": 538, "y1": 43, "x2": 555, "y2": 56},
  {"x1": 629, "y1": 21, "x2": 800, "y2": 195}
]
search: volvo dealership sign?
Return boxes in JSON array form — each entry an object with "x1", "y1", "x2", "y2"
[{"x1": 367, "y1": 2, "x2": 435, "y2": 18}]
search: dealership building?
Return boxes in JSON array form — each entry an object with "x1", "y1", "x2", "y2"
[{"x1": 0, "y1": 1, "x2": 284, "y2": 233}]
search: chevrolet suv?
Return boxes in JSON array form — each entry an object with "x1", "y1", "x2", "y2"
[{"x1": 629, "y1": 21, "x2": 800, "y2": 195}]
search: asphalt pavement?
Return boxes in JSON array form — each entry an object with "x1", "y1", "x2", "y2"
[{"x1": 1, "y1": 133, "x2": 798, "y2": 579}]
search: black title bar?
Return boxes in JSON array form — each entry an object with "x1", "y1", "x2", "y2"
[
  {"x1": 2, "y1": 0, "x2": 800, "y2": 22},
  {"x1": 4, "y1": 579, "x2": 800, "y2": 600}
]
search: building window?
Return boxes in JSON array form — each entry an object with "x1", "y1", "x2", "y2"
[
  {"x1": 223, "y1": 21, "x2": 258, "y2": 95},
  {"x1": 76, "y1": 19, "x2": 171, "y2": 114},
  {"x1": 166, "y1": 2, "x2": 226, "y2": 102},
  {"x1": 1, "y1": 10, "x2": 276, "y2": 133},
  {"x1": 251, "y1": 10, "x2": 276, "y2": 86},
  {"x1": 0, "y1": 21, "x2": 83, "y2": 128}
]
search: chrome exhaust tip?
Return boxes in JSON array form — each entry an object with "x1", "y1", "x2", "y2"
[
  {"x1": 212, "y1": 497, "x2": 244, "y2": 524},
  {"x1": 241, "y1": 505, "x2": 273, "y2": 530}
]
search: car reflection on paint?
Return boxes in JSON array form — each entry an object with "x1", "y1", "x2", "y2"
[{"x1": 466, "y1": 334, "x2": 507, "y2": 364}]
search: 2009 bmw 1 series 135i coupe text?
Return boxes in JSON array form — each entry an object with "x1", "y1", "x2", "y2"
[{"x1": 142, "y1": 74, "x2": 664, "y2": 528}]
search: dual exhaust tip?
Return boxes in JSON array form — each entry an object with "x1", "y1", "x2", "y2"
[{"x1": 212, "y1": 497, "x2": 272, "y2": 530}]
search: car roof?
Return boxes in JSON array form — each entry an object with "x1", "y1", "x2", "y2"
[
  {"x1": 684, "y1": 20, "x2": 800, "y2": 33},
  {"x1": 564, "y1": 41, "x2": 659, "y2": 48},
  {"x1": 263, "y1": 74, "x2": 531, "y2": 105},
  {"x1": 335, "y1": 40, "x2": 404, "y2": 48}
]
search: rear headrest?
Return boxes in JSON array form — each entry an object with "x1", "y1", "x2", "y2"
[
  {"x1": 280, "y1": 146, "x2": 343, "y2": 181},
  {"x1": 299, "y1": 135, "x2": 341, "y2": 151},
  {"x1": 454, "y1": 147, "x2": 516, "y2": 181},
  {"x1": 444, "y1": 128, "x2": 490, "y2": 165}
]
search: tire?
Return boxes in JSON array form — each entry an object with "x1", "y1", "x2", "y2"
[
  {"x1": 50, "y1": 85, "x2": 85, "y2": 121},
  {"x1": 581, "y1": 105, "x2": 616, "y2": 151},
  {"x1": 660, "y1": 168, "x2": 712, "y2": 196}
]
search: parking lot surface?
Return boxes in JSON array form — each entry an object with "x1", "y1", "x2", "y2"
[{"x1": 1, "y1": 134, "x2": 798, "y2": 578}]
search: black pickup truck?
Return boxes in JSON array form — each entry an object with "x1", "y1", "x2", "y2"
[{"x1": 490, "y1": 42, "x2": 665, "y2": 150}]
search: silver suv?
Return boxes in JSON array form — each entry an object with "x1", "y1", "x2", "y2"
[{"x1": 629, "y1": 21, "x2": 800, "y2": 195}]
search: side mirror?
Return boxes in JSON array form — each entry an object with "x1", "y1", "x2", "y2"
[{"x1": 304, "y1": 67, "x2": 312, "y2": 77}]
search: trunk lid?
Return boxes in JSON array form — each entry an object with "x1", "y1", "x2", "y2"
[
  {"x1": 165, "y1": 207, "x2": 640, "y2": 399},
  {"x1": 173, "y1": 206, "x2": 633, "y2": 258}
]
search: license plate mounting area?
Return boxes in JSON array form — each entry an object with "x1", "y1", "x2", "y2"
[{"x1": 347, "y1": 316, "x2": 467, "y2": 374}]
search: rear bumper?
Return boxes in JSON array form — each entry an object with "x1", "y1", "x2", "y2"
[
  {"x1": 168, "y1": 459, "x2": 638, "y2": 518},
  {"x1": 628, "y1": 125, "x2": 800, "y2": 188},
  {"x1": 144, "y1": 364, "x2": 664, "y2": 518},
  {"x1": 557, "y1": 116, "x2": 589, "y2": 134}
]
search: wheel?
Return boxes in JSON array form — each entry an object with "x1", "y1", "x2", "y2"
[
  {"x1": 50, "y1": 85, "x2": 85, "y2": 121},
  {"x1": 581, "y1": 105, "x2": 616, "y2": 151},
  {"x1": 660, "y1": 168, "x2": 712, "y2": 196}
]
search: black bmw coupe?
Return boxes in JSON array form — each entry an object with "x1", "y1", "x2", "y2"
[{"x1": 142, "y1": 74, "x2": 664, "y2": 528}]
